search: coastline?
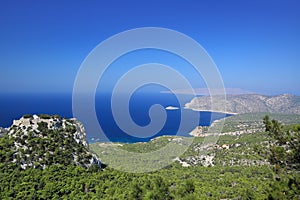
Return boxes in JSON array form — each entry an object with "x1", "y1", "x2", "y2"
[
  {"x1": 183, "y1": 106, "x2": 238, "y2": 115},
  {"x1": 88, "y1": 110, "x2": 235, "y2": 144}
]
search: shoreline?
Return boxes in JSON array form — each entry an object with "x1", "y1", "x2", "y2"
[
  {"x1": 88, "y1": 114, "x2": 234, "y2": 145},
  {"x1": 183, "y1": 107, "x2": 238, "y2": 115},
  {"x1": 88, "y1": 110, "x2": 238, "y2": 144}
]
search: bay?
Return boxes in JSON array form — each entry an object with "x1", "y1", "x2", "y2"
[{"x1": 0, "y1": 93, "x2": 231, "y2": 143}]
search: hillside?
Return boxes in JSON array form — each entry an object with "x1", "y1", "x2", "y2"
[
  {"x1": 89, "y1": 115, "x2": 300, "y2": 199},
  {"x1": 190, "y1": 113, "x2": 300, "y2": 136},
  {"x1": 0, "y1": 114, "x2": 299, "y2": 199},
  {"x1": 185, "y1": 94, "x2": 300, "y2": 114},
  {"x1": 0, "y1": 114, "x2": 101, "y2": 169}
]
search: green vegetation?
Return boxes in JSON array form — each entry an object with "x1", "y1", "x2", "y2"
[
  {"x1": 226, "y1": 113, "x2": 300, "y2": 124},
  {"x1": 38, "y1": 114, "x2": 52, "y2": 119},
  {"x1": 22, "y1": 114, "x2": 33, "y2": 119},
  {"x1": 0, "y1": 161, "x2": 274, "y2": 199},
  {"x1": 263, "y1": 115, "x2": 300, "y2": 171},
  {"x1": 261, "y1": 115, "x2": 300, "y2": 199},
  {"x1": 1, "y1": 116, "x2": 99, "y2": 170},
  {"x1": 0, "y1": 114, "x2": 299, "y2": 199}
]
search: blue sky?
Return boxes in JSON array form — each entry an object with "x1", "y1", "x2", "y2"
[{"x1": 0, "y1": 0, "x2": 299, "y2": 95}]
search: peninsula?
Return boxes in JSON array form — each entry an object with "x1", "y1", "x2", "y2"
[{"x1": 185, "y1": 94, "x2": 300, "y2": 114}]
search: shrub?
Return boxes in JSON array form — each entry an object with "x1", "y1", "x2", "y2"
[
  {"x1": 23, "y1": 114, "x2": 33, "y2": 119},
  {"x1": 52, "y1": 115, "x2": 62, "y2": 120},
  {"x1": 38, "y1": 114, "x2": 51, "y2": 119}
]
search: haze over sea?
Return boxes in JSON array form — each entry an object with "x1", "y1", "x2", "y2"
[{"x1": 0, "y1": 93, "x2": 231, "y2": 143}]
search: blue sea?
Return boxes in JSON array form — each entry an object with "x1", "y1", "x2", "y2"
[{"x1": 0, "y1": 93, "x2": 231, "y2": 143}]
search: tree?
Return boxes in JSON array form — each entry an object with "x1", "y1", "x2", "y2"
[
  {"x1": 263, "y1": 115, "x2": 272, "y2": 132},
  {"x1": 177, "y1": 179, "x2": 195, "y2": 197},
  {"x1": 263, "y1": 116, "x2": 300, "y2": 198},
  {"x1": 128, "y1": 181, "x2": 143, "y2": 200},
  {"x1": 263, "y1": 115, "x2": 285, "y2": 144}
]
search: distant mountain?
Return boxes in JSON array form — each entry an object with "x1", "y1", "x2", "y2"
[
  {"x1": 185, "y1": 94, "x2": 300, "y2": 114},
  {"x1": 0, "y1": 114, "x2": 101, "y2": 169}
]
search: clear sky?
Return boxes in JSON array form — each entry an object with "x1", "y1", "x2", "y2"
[{"x1": 0, "y1": 0, "x2": 299, "y2": 95}]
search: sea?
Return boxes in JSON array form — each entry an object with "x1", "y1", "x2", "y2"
[{"x1": 0, "y1": 93, "x2": 231, "y2": 143}]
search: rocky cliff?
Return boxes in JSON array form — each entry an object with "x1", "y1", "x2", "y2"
[{"x1": 1, "y1": 114, "x2": 101, "y2": 169}]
